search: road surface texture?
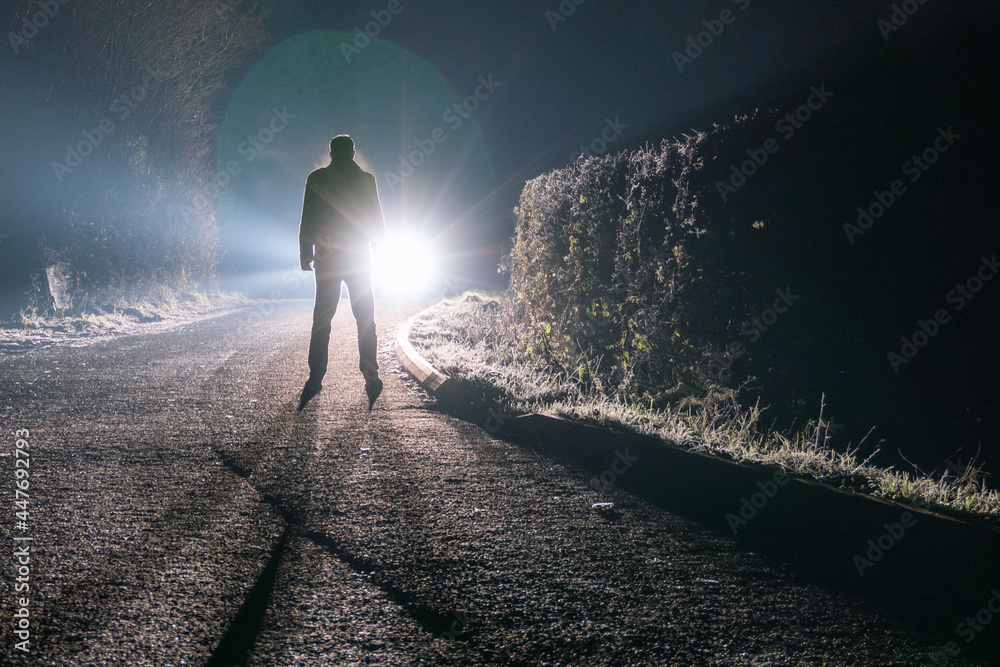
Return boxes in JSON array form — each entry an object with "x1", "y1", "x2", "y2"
[{"x1": 0, "y1": 300, "x2": 987, "y2": 665}]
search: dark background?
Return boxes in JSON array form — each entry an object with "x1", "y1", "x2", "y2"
[{"x1": 1, "y1": 1, "x2": 998, "y2": 479}]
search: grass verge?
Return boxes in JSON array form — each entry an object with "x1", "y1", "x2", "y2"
[
  {"x1": 409, "y1": 292, "x2": 1000, "y2": 525},
  {"x1": 2, "y1": 286, "x2": 250, "y2": 350}
]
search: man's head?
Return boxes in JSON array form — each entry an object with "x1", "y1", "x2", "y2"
[{"x1": 330, "y1": 135, "x2": 356, "y2": 162}]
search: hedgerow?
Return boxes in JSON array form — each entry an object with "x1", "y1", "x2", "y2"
[{"x1": 506, "y1": 114, "x2": 777, "y2": 408}]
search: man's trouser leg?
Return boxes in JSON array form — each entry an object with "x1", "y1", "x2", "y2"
[
  {"x1": 344, "y1": 269, "x2": 378, "y2": 381},
  {"x1": 307, "y1": 269, "x2": 342, "y2": 383}
]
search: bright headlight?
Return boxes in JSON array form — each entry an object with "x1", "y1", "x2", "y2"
[{"x1": 372, "y1": 231, "x2": 437, "y2": 295}]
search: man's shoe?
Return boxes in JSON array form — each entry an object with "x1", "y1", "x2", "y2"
[
  {"x1": 298, "y1": 378, "x2": 322, "y2": 412},
  {"x1": 365, "y1": 377, "x2": 383, "y2": 411}
]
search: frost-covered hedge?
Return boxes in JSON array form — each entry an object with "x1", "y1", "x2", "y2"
[{"x1": 506, "y1": 114, "x2": 782, "y2": 406}]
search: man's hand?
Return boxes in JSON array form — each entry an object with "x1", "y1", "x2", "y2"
[{"x1": 301, "y1": 257, "x2": 314, "y2": 271}]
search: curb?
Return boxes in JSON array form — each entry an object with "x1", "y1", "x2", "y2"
[
  {"x1": 394, "y1": 317, "x2": 449, "y2": 393},
  {"x1": 395, "y1": 312, "x2": 1000, "y2": 653}
]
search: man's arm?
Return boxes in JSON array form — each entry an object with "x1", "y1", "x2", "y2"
[{"x1": 299, "y1": 176, "x2": 319, "y2": 271}]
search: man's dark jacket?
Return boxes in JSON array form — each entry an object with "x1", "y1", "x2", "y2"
[{"x1": 299, "y1": 159, "x2": 385, "y2": 269}]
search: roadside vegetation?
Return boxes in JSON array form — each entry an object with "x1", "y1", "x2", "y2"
[
  {"x1": 410, "y1": 292, "x2": 1000, "y2": 523},
  {"x1": 3, "y1": 0, "x2": 269, "y2": 344},
  {"x1": 417, "y1": 112, "x2": 999, "y2": 523},
  {"x1": 4, "y1": 0, "x2": 268, "y2": 326},
  {"x1": 409, "y1": 111, "x2": 998, "y2": 523},
  {"x1": 4, "y1": 281, "x2": 248, "y2": 349}
]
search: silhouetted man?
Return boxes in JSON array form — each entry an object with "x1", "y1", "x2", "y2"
[{"x1": 298, "y1": 135, "x2": 386, "y2": 411}]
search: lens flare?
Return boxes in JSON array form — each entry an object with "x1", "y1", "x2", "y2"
[{"x1": 372, "y1": 231, "x2": 437, "y2": 296}]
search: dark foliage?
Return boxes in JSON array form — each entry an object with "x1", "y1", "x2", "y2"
[{"x1": 507, "y1": 115, "x2": 776, "y2": 408}]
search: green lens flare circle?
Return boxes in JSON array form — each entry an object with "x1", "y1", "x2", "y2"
[{"x1": 219, "y1": 30, "x2": 495, "y2": 216}]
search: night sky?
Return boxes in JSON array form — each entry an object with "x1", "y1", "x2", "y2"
[
  {"x1": 1, "y1": 0, "x2": 934, "y2": 288},
  {"x1": 1, "y1": 1, "x2": 998, "y2": 475}
]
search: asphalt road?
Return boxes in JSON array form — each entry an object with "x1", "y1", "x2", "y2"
[{"x1": 0, "y1": 299, "x2": 988, "y2": 665}]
